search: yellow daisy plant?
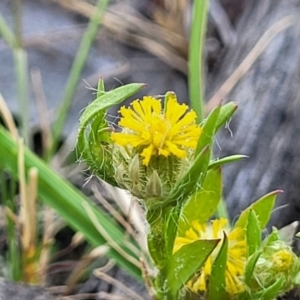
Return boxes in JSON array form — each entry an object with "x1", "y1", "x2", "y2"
[{"x1": 174, "y1": 218, "x2": 247, "y2": 296}]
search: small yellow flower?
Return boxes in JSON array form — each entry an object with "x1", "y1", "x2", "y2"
[
  {"x1": 111, "y1": 94, "x2": 201, "y2": 166},
  {"x1": 174, "y1": 218, "x2": 247, "y2": 296},
  {"x1": 272, "y1": 249, "x2": 294, "y2": 272}
]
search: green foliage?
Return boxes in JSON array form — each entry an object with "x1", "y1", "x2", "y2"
[
  {"x1": 234, "y1": 190, "x2": 283, "y2": 229},
  {"x1": 188, "y1": 0, "x2": 209, "y2": 121},
  {"x1": 0, "y1": 126, "x2": 142, "y2": 280},
  {"x1": 178, "y1": 166, "x2": 222, "y2": 234},
  {"x1": 215, "y1": 102, "x2": 238, "y2": 131},
  {"x1": 157, "y1": 239, "x2": 219, "y2": 299},
  {"x1": 196, "y1": 104, "x2": 220, "y2": 155},
  {"x1": 244, "y1": 250, "x2": 262, "y2": 286},
  {"x1": 49, "y1": 0, "x2": 111, "y2": 158},
  {"x1": 246, "y1": 210, "x2": 261, "y2": 256},
  {"x1": 253, "y1": 278, "x2": 285, "y2": 300},
  {"x1": 209, "y1": 233, "x2": 228, "y2": 300},
  {"x1": 165, "y1": 145, "x2": 211, "y2": 208},
  {"x1": 77, "y1": 81, "x2": 145, "y2": 185},
  {"x1": 208, "y1": 155, "x2": 248, "y2": 170}
]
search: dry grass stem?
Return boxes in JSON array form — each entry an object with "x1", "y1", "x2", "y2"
[
  {"x1": 104, "y1": 185, "x2": 148, "y2": 254},
  {"x1": 65, "y1": 245, "x2": 109, "y2": 294},
  {"x1": 0, "y1": 93, "x2": 19, "y2": 139},
  {"x1": 18, "y1": 138, "x2": 39, "y2": 283},
  {"x1": 140, "y1": 257, "x2": 155, "y2": 298},
  {"x1": 153, "y1": 0, "x2": 188, "y2": 37},
  {"x1": 39, "y1": 206, "x2": 58, "y2": 284},
  {"x1": 82, "y1": 201, "x2": 141, "y2": 269},
  {"x1": 4, "y1": 206, "x2": 19, "y2": 225},
  {"x1": 209, "y1": 0, "x2": 236, "y2": 45},
  {"x1": 205, "y1": 15, "x2": 296, "y2": 113},
  {"x1": 92, "y1": 185, "x2": 136, "y2": 240},
  {"x1": 31, "y1": 67, "x2": 52, "y2": 155},
  {"x1": 59, "y1": 292, "x2": 131, "y2": 299},
  {"x1": 94, "y1": 268, "x2": 146, "y2": 300},
  {"x1": 53, "y1": 0, "x2": 188, "y2": 72}
]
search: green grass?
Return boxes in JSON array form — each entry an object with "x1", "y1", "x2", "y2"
[{"x1": 188, "y1": 0, "x2": 209, "y2": 122}]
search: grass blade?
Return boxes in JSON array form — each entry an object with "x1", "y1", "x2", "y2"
[
  {"x1": 188, "y1": 0, "x2": 209, "y2": 122},
  {"x1": 49, "y1": 0, "x2": 110, "y2": 159},
  {"x1": 0, "y1": 126, "x2": 142, "y2": 279}
]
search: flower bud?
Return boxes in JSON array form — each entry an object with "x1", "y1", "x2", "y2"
[{"x1": 250, "y1": 235, "x2": 299, "y2": 295}]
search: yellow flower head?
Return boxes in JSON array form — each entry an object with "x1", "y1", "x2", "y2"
[
  {"x1": 174, "y1": 218, "x2": 247, "y2": 296},
  {"x1": 272, "y1": 249, "x2": 295, "y2": 272},
  {"x1": 111, "y1": 94, "x2": 202, "y2": 166}
]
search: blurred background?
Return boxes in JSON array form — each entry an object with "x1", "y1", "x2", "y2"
[{"x1": 1, "y1": 0, "x2": 300, "y2": 298}]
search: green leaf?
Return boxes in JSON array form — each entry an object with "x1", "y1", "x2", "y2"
[
  {"x1": 244, "y1": 250, "x2": 262, "y2": 286},
  {"x1": 263, "y1": 229, "x2": 279, "y2": 246},
  {"x1": 97, "y1": 78, "x2": 105, "y2": 97},
  {"x1": 215, "y1": 102, "x2": 238, "y2": 132},
  {"x1": 293, "y1": 268, "x2": 300, "y2": 286},
  {"x1": 0, "y1": 126, "x2": 142, "y2": 280},
  {"x1": 208, "y1": 155, "x2": 248, "y2": 170},
  {"x1": 196, "y1": 104, "x2": 221, "y2": 155},
  {"x1": 234, "y1": 190, "x2": 283, "y2": 230},
  {"x1": 77, "y1": 82, "x2": 145, "y2": 185},
  {"x1": 246, "y1": 210, "x2": 261, "y2": 256},
  {"x1": 253, "y1": 277, "x2": 285, "y2": 300},
  {"x1": 178, "y1": 167, "x2": 222, "y2": 234},
  {"x1": 160, "y1": 239, "x2": 219, "y2": 299},
  {"x1": 164, "y1": 145, "x2": 211, "y2": 208},
  {"x1": 188, "y1": 0, "x2": 209, "y2": 121},
  {"x1": 209, "y1": 233, "x2": 228, "y2": 300},
  {"x1": 164, "y1": 207, "x2": 181, "y2": 262},
  {"x1": 78, "y1": 82, "x2": 145, "y2": 146}
]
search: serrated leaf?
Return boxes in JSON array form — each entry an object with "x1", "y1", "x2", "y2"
[
  {"x1": 196, "y1": 104, "x2": 221, "y2": 155},
  {"x1": 234, "y1": 190, "x2": 283, "y2": 230},
  {"x1": 178, "y1": 167, "x2": 222, "y2": 234},
  {"x1": 215, "y1": 102, "x2": 237, "y2": 132},
  {"x1": 246, "y1": 210, "x2": 261, "y2": 256},
  {"x1": 160, "y1": 239, "x2": 219, "y2": 298},
  {"x1": 209, "y1": 233, "x2": 228, "y2": 300},
  {"x1": 208, "y1": 155, "x2": 248, "y2": 170},
  {"x1": 244, "y1": 250, "x2": 262, "y2": 286}
]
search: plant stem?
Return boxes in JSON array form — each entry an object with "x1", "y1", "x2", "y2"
[
  {"x1": 188, "y1": 0, "x2": 209, "y2": 122},
  {"x1": 14, "y1": 49, "x2": 30, "y2": 146}
]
